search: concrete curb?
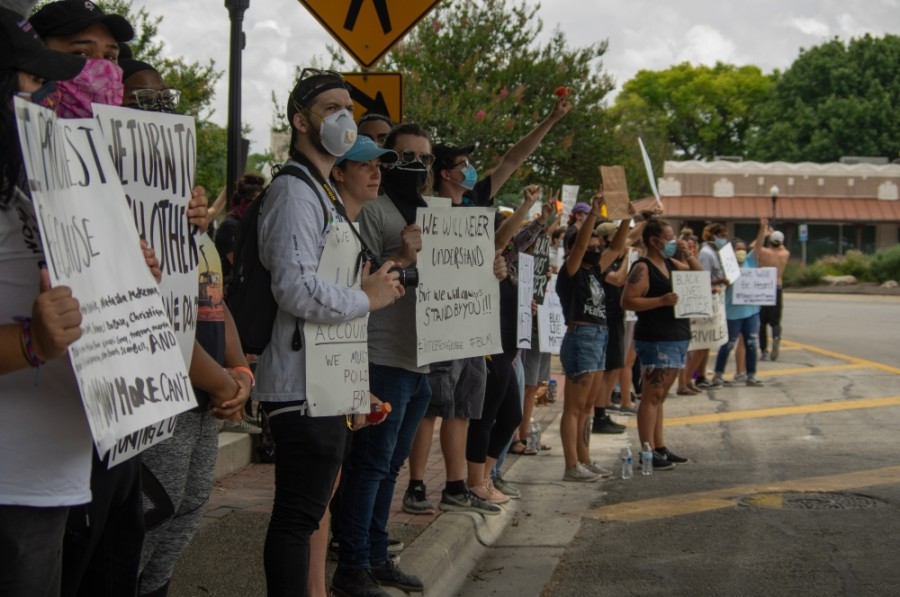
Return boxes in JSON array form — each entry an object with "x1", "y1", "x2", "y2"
[{"x1": 213, "y1": 432, "x2": 254, "y2": 480}]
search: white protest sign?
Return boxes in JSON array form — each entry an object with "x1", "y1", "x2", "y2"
[
  {"x1": 672, "y1": 270, "x2": 713, "y2": 318},
  {"x1": 423, "y1": 196, "x2": 451, "y2": 208},
  {"x1": 733, "y1": 267, "x2": 778, "y2": 306},
  {"x1": 108, "y1": 416, "x2": 178, "y2": 466},
  {"x1": 638, "y1": 137, "x2": 662, "y2": 207},
  {"x1": 532, "y1": 234, "x2": 551, "y2": 304},
  {"x1": 92, "y1": 105, "x2": 199, "y2": 368},
  {"x1": 561, "y1": 184, "x2": 580, "y2": 216},
  {"x1": 718, "y1": 243, "x2": 742, "y2": 285},
  {"x1": 416, "y1": 207, "x2": 502, "y2": 365},
  {"x1": 14, "y1": 98, "x2": 197, "y2": 456},
  {"x1": 305, "y1": 222, "x2": 370, "y2": 416},
  {"x1": 517, "y1": 253, "x2": 535, "y2": 348},
  {"x1": 689, "y1": 292, "x2": 728, "y2": 350},
  {"x1": 537, "y1": 289, "x2": 565, "y2": 354}
]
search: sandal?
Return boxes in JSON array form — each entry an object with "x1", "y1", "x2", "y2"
[
  {"x1": 540, "y1": 443, "x2": 552, "y2": 451},
  {"x1": 508, "y1": 440, "x2": 527, "y2": 455}
]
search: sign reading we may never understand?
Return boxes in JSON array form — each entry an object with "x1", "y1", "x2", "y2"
[{"x1": 14, "y1": 98, "x2": 196, "y2": 457}]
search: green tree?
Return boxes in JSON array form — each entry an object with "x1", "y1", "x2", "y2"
[
  {"x1": 328, "y1": 0, "x2": 618, "y2": 203},
  {"x1": 748, "y1": 34, "x2": 900, "y2": 162}
]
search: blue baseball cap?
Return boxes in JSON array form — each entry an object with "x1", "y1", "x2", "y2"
[{"x1": 335, "y1": 135, "x2": 398, "y2": 166}]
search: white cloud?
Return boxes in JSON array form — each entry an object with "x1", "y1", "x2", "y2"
[
  {"x1": 677, "y1": 25, "x2": 739, "y2": 65},
  {"x1": 787, "y1": 17, "x2": 830, "y2": 37}
]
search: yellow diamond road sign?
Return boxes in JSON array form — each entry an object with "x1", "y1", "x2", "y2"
[
  {"x1": 343, "y1": 72, "x2": 403, "y2": 124},
  {"x1": 298, "y1": 0, "x2": 442, "y2": 68}
]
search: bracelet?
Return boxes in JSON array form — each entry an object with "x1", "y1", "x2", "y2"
[
  {"x1": 14, "y1": 316, "x2": 44, "y2": 368},
  {"x1": 231, "y1": 365, "x2": 255, "y2": 388}
]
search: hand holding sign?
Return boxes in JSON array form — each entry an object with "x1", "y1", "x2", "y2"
[
  {"x1": 141, "y1": 239, "x2": 162, "y2": 284},
  {"x1": 399, "y1": 223, "x2": 423, "y2": 266},
  {"x1": 187, "y1": 186, "x2": 210, "y2": 233},
  {"x1": 591, "y1": 186, "x2": 606, "y2": 215},
  {"x1": 660, "y1": 292, "x2": 679, "y2": 307},
  {"x1": 493, "y1": 249, "x2": 508, "y2": 281},
  {"x1": 31, "y1": 268, "x2": 83, "y2": 362}
]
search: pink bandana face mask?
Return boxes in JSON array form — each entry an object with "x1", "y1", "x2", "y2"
[{"x1": 49, "y1": 59, "x2": 124, "y2": 118}]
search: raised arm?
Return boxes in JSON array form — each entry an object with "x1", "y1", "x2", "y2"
[
  {"x1": 565, "y1": 190, "x2": 603, "y2": 276},
  {"x1": 495, "y1": 184, "x2": 542, "y2": 250}
]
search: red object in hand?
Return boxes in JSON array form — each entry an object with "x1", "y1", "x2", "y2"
[
  {"x1": 555, "y1": 86, "x2": 569, "y2": 98},
  {"x1": 367, "y1": 401, "x2": 392, "y2": 423}
]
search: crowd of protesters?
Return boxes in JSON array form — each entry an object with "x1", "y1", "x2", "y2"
[{"x1": 1, "y1": 2, "x2": 792, "y2": 596}]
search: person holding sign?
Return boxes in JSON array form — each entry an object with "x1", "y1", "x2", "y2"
[
  {"x1": 622, "y1": 216, "x2": 704, "y2": 470},
  {"x1": 712, "y1": 236, "x2": 764, "y2": 387},
  {"x1": 253, "y1": 70, "x2": 403, "y2": 597},
  {"x1": 555, "y1": 190, "x2": 630, "y2": 482},
  {"x1": 0, "y1": 9, "x2": 88, "y2": 595}
]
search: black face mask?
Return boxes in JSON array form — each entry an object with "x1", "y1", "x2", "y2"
[
  {"x1": 582, "y1": 249, "x2": 601, "y2": 267},
  {"x1": 381, "y1": 160, "x2": 429, "y2": 225}
]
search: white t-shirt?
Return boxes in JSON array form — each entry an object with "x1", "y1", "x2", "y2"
[{"x1": 0, "y1": 189, "x2": 92, "y2": 507}]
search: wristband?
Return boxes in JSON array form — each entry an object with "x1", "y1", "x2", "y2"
[
  {"x1": 14, "y1": 316, "x2": 44, "y2": 368},
  {"x1": 231, "y1": 365, "x2": 255, "y2": 388}
]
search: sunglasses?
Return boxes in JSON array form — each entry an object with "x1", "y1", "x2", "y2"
[
  {"x1": 397, "y1": 150, "x2": 435, "y2": 167},
  {"x1": 131, "y1": 88, "x2": 181, "y2": 111}
]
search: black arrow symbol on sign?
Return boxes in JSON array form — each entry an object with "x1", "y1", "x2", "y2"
[
  {"x1": 347, "y1": 84, "x2": 391, "y2": 118},
  {"x1": 344, "y1": 0, "x2": 392, "y2": 34}
]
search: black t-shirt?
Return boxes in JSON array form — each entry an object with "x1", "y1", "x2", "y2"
[
  {"x1": 215, "y1": 214, "x2": 240, "y2": 281},
  {"x1": 602, "y1": 257, "x2": 624, "y2": 321},
  {"x1": 555, "y1": 265, "x2": 607, "y2": 326},
  {"x1": 633, "y1": 257, "x2": 690, "y2": 342}
]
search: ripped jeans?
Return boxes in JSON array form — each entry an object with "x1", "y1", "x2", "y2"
[{"x1": 714, "y1": 314, "x2": 760, "y2": 376}]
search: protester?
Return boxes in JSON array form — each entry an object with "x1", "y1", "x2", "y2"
[
  {"x1": 622, "y1": 216, "x2": 704, "y2": 469},
  {"x1": 334, "y1": 123, "x2": 431, "y2": 597},
  {"x1": 356, "y1": 112, "x2": 394, "y2": 147},
  {"x1": 0, "y1": 8, "x2": 87, "y2": 595},
  {"x1": 756, "y1": 221, "x2": 790, "y2": 361},
  {"x1": 689, "y1": 223, "x2": 729, "y2": 389},
  {"x1": 252, "y1": 69, "x2": 402, "y2": 597},
  {"x1": 213, "y1": 173, "x2": 265, "y2": 280},
  {"x1": 563, "y1": 201, "x2": 591, "y2": 255}
]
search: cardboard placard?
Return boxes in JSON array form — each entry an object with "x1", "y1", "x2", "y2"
[
  {"x1": 672, "y1": 270, "x2": 713, "y2": 318},
  {"x1": 599, "y1": 165, "x2": 631, "y2": 220},
  {"x1": 733, "y1": 267, "x2": 778, "y2": 306}
]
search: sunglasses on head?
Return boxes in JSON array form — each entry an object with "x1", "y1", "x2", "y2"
[{"x1": 131, "y1": 88, "x2": 181, "y2": 111}]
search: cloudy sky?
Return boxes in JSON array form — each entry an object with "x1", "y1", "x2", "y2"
[{"x1": 135, "y1": 0, "x2": 900, "y2": 154}]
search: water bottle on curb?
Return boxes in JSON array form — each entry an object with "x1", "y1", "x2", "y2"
[
  {"x1": 620, "y1": 447, "x2": 633, "y2": 479},
  {"x1": 641, "y1": 442, "x2": 653, "y2": 476},
  {"x1": 547, "y1": 379, "x2": 558, "y2": 403}
]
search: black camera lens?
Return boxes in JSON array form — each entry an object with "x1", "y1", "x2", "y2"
[{"x1": 391, "y1": 267, "x2": 419, "y2": 288}]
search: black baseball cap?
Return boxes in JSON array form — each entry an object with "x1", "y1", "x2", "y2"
[
  {"x1": 30, "y1": 0, "x2": 134, "y2": 42},
  {"x1": 433, "y1": 143, "x2": 475, "y2": 173},
  {"x1": 287, "y1": 69, "x2": 349, "y2": 123},
  {"x1": 0, "y1": 6, "x2": 85, "y2": 80}
]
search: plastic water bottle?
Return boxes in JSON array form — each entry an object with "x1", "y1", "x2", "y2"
[
  {"x1": 547, "y1": 379, "x2": 557, "y2": 402},
  {"x1": 641, "y1": 442, "x2": 653, "y2": 476},
  {"x1": 620, "y1": 447, "x2": 633, "y2": 479},
  {"x1": 528, "y1": 419, "x2": 542, "y2": 453}
]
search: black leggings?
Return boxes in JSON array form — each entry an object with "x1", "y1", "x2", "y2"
[
  {"x1": 466, "y1": 350, "x2": 523, "y2": 463},
  {"x1": 759, "y1": 286, "x2": 784, "y2": 352}
]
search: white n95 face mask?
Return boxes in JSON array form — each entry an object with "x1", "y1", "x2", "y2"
[{"x1": 320, "y1": 109, "x2": 358, "y2": 157}]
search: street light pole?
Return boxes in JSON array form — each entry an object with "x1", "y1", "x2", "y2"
[
  {"x1": 225, "y1": 0, "x2": 250, "y2": 204},
  {"x1": 769, "y1": 184, "x2": 780, "y2": 226}
]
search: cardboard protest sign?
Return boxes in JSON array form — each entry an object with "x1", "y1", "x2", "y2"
[
  {"x1": 517, "y1": 253, "x2": 534, "y2": 348},
  {"x1": 672, "y1": 270, "x2": 713, "y2": 318},
  {"x1": 689, "y1": 292, "x2": 728, "y2": 350},
  {"x1": 638, "y1": 137, "x2": 662, "y2": 207},
  {"x1": 14, "y1": 98, "x2": 197, "y2": 456},
  {"x1": 733, "y1": 267, "x2": 778, "y2": 306},
  {"x1": 561, "y1": 184, "x2": 580, "y2": 216},
  {"x1": 92, "y1": 105, "x2": 199, "y2": 368},
  {"x1": 537, "y1": 288, "x2": 565, "y2": 354},
  {"x1": 718, "y1": 242, "x2": 741, "y2": 285},
  {"x1": 599, "y1": 165, "x2": 631, "y2": 220},
  {"x1": 304, "y1": 222, "x2": 371, "y2": 416},
  {"x1": 532, "y1": 234, "x2": 551, "y2": 304},
  {"x1": 416, "y1": 207, "x2": 502, "y2": 365}
]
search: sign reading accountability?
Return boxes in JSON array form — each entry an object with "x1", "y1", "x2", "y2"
[
  {"x1": 532, "y1": 234, "x2": 550, "y2": 304},
  {"x1": 537, "y1": 288, "x2": 565, "y2": 354},
  {"x1": 416, "y1": 207, "x2": 502, "y2": 365},
  {"x1": 689, "y1": 292, "x2": 727, "y2": 351},
  {"x1": 343, "y1": 72, "x2": 402, "y2": 123},
  {"x1": 517, "y1": 253, "x2": 534, "y2": 349},
  {"x1": 733, "y1": 267, "x2": 778, "y2": 306},
  {"x1": 305, "y1": 222, "x2": 371, "y2": 416},
  {"x1": 300, "y1": 0, "x2": 442, "y2": 67},
  {"x1": 92, "y1": 104, "x2": 199, "y2": 368},
  {"x1": 672, "y1": 270, "x2": 713, "y2": 318},
  {"x1": 14, "y1": 98, "x2": 196, "y2": 456}
]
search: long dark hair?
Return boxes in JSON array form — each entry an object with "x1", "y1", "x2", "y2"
[{"x1": 1, "y1": 71, "x2": 25, "y2": 208}]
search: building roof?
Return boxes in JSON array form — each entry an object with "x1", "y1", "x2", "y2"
[{"x1": 633, "y1": 195, "x2": 900, "y2": 223}]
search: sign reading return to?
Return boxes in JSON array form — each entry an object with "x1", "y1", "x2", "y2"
[
  {"x1": 14, "y1": 98, "x2": 197, "y2": 456},
  {"x1": 305, "y1": 222, "x2": 370, "y2": 416},
  {"x1": 416, "y1": 207, "x2": 502, "y2": 365},
  {"x1": 733, "y1": 267, "x2": 778, "y2": 305},
  {"x1": 92, "y1": 104, "x2": 199, "y2": 367},
  {"x1": 672, "y1": 270, "x2": 713, "y2": 318}
]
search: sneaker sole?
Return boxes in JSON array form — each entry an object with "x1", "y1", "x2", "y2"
[
  {"x1": 562, "y1": 475, "x2": 601, "y2": 482},
  {"x1": 401, "y1": 505, "x2": 435, "y2": 515},
  {"x1": 438, "y1": 502, "x2": 501, "y2": 515}
]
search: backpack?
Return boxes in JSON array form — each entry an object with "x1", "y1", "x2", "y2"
[{"x1": 226, "y1": 164, "x2": 328, "y2": 354}]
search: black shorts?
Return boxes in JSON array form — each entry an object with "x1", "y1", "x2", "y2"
[{"x1": 604, "y1": 317, "x2": 625, "y2": 371}]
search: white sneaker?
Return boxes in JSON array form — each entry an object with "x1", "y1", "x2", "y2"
[
  {"x1": 733, "y1": 373, "x2": 748, "y2": 382},
  {"x1": 582, "y1": 460, "x2": 612, "y2": 477},
  {"x1": 563, "y1": 463, "x2": 601, "y2": 482}
]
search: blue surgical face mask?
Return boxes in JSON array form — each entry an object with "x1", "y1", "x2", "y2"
[
  {"x1": 714, "y1": 237, "x2": 728, "y2": 249},
  {"x1": 460, "y1": 164, "x2": 478, "y2": 190},
  {"x1": 661, "y1": 239, "x2": 677, "y2": 258}
]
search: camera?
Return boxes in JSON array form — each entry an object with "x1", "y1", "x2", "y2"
[{"x1": 362, "y1": 249, "x2": 419, "y2": 288}]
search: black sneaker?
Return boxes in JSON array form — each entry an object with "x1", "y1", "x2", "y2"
[
  {"x1": 402, "y1": 485, "x2": 435, "y2": 515},
  {"x1": 332, "y1": 567, "x2": 391, "y2": 597},
  {"x1": 652, "y1": 454, "x2": 675, "y2": 470},
  {"x1": 656, "y1": 447, "x2": 688, "y2": 464},
  {"x1": 438, "y1": 489, "x2": 502, "y2": 515},
  {"x1": 371, "y1": 558, "x2": 424, "y2": 592},
  {"x1": 592, "y1": 414, "x2": 626, "y2": 434}
]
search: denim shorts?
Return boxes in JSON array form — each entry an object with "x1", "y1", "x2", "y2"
[
  {"x1": 559, "y1": 325, "x2": 608, "y2": 378},
  {"x1": 634, "y1": 340, "x2": 689, "y2": 371}
]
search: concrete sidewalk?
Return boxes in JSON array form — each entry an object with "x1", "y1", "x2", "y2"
[{"x1": 169, "y1": 370, "x2": 630, "y2": 596}]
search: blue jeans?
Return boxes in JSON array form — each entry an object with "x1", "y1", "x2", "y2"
[
  {"x1": 338, "y1": 364, "x2": 431, "y2": 569},
  {"x1": 714, "y1": 314, "x2": 761, "y2": 376}
]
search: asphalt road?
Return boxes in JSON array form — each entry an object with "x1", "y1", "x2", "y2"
[{"x1": 459, "y1": 293, "x2": 900, "y2": 597}]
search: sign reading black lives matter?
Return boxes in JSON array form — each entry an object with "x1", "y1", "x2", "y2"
[
  {"x1": 416, "y1": 207, "x2": 502, "y2": 366},
  {"x1": 14, "y1": 98, "x2": 197, "y2": 457}
]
